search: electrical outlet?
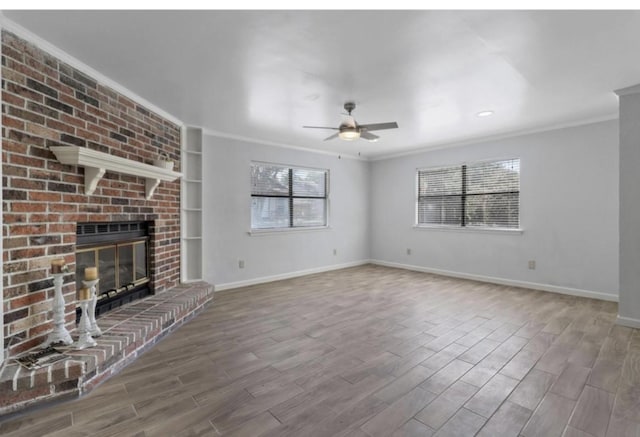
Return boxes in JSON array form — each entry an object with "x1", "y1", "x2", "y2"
[
  {"x1": 528, "y1": 260, "x2": 536, "y2": 270},
  {"x1": 407, "y1": 248, "x2": 412, "y2": 255},
  {"x1": 238, "y1": 259, "x2": 245, "y2": 269},
  {"x1": 333, "y1": 248, "x2": 337, "y2": 255}
]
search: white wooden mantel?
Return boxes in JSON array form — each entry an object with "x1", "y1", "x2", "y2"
[{"x1": 50, "y1": 146, "x2": 183, "y2": 199}]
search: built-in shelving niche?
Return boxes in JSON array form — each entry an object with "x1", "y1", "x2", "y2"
[{"x1": 181, "y1": 127, "x2": 203, "y2": 282}]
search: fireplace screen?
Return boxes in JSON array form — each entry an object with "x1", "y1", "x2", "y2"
[
  {"x1": 76, "y1": 239, "x2": 148, "y2": 295},
  {"x1": 76, "y1": 222, "x2": 151, "y2": 316}
]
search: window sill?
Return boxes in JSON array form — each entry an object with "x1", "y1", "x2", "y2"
[
  {"x1": 413, "y1": 225, "x2": 523, "y2": 235},
  {"x1": 248, "y1": 226, "x2": 331, "y2": 236}
]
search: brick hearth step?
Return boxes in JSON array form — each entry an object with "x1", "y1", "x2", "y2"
[{"x1": 0, "y1": 282, "x2": 213, "y2": 417}]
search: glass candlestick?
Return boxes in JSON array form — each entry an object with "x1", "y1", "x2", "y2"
[
  {"x1": 82, "y1": 279, "x2": 102, "y2": 337},
  {"x1": 45, "y1": 273, "x2": 73, "y2": 346}
]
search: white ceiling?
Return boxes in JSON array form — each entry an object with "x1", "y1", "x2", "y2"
[{"x1": 3, "y1": 10, "x2": 640, "y2": 158}]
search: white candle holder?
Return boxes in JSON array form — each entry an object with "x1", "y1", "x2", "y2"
[
  {"x1": 45, "y1": 273, "x2": 73, "y2": 346},
  {"x1": 74, "y1": 299, "x2": 97, "y2": 349},
  {"x1": 82, "y1": 279, "x2": 102, "y2": 337}
]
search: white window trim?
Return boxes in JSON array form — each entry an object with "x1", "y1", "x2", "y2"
[
  {"x1": 413, "y1": 224, "x2": 523, "y2": 235},
  {"x1": 248, "y1": 225, "x2": 332, "y2": 236}
]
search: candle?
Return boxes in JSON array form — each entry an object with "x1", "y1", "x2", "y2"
[
  {"x1": 84, "y1": 267, "x2": 98, "y2": 280},
  {"x1": 77, "y1": 287, "x2": 91, "y2": 301},
  {"x1": 51, "y1": 258, "x2": 66, "y2": 274}
]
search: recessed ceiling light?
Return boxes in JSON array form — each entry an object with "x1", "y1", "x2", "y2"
[{"x1": 476, "y1": 110, "x2": 494, "y2": 117}]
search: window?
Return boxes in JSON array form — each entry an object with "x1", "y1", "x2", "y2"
[
  {"x1": 417, "y1": 158, "x2": 520, "y2": 229},
  {"x1": 251, "y1": 162, "x2": 328, "y2": 230}
]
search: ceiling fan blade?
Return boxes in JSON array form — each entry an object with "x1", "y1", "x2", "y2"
[
  {"x1": 359, "y1": 122, "x2": 398, "y2": 131},
  {"x1": 323, "y1": 133, "x2": 340, "y2": 141},
  {"x1": 360, "y1": 131, "x2": 379, "y2": 141},
  {"x1": 303, "y1": 126, "x2": 339, "y2": 130}
]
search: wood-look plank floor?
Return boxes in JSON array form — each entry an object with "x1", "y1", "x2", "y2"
[{"x1": 2, "y1": 265, "x2": 640, "y2": 437}]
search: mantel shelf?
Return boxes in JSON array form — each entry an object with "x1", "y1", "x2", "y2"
[{"x1": 50, "y1": 146, "x2": 183, "y2": 199}]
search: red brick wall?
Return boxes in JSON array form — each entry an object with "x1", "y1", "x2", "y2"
[{"x1": 2, "y1": 31, "x2": 182, "y2": 356}]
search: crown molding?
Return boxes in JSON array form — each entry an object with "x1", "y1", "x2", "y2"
[
  {"x1": 202, "y1": 128, "x2": 367, "y2": 161},
  {"x1": 370, "y1": 113, "x2": 618, "y2": 161},
  {"x1": 615, "y1": 83, "x2": 640, "y2": 97},
  {"x1": 0, "y1": 13, "x2": 184, "y2": 127}
]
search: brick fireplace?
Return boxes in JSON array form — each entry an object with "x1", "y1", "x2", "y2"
[{"x1": 2, "y1": 30, "x2": 182, "y2": 358}]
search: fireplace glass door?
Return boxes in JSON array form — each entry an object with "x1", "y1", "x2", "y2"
[{"x1": 76, "y1": 239, "x2": 149, "y2": 299}]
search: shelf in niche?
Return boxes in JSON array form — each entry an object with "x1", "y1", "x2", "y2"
[
  {"x1": 182, "y1": 236, "x2": 203, "y2": 240},
  {"x1": 183, "y1": 179, "x2": 202, "y2": 183},
  {"x1": 182, "y1": 208, "x2": 202, "y2": 212},
  {"x1": 182, "y1": 149, "x2": 202, "y2": 155},
  {"x1": 51, "y1": 146, "x2": 183, "y2": 199}
]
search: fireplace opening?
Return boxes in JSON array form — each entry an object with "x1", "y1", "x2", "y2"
[{"x1": 76, "y1": 221, "x2": 152, "y2": 318}]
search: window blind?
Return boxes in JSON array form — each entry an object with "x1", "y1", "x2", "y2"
[
  {"x1": 417, "y1": 166, "x2": 463, "y2": 226},
  {"x1": 417, "y1": 158, "x2": 520, "y2": 229},
  {"x1": 251, "y1": 163, "x2": 328, "y2": 229}
]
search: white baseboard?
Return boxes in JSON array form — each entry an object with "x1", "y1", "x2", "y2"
[
  {"x1": 616, "y1": 315, "x2": 640, "y2": 329},
  {"x1": 214, "y1": 260, "x2": 370, "y2": 291},
  {"x1": 370, "y1": 259, "x2": 619, "y2": 302},
  {"x1": 215, "y1": 259, "x2": 620, "y2": 304}
]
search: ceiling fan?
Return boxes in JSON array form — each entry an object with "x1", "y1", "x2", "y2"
[{"x1": 303, "y1": 102, "x2": 398, "y2": 142}]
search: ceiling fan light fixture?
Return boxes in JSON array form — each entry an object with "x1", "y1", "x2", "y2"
[
  {"x1": 338, "y1": 129, "x2": 361, "y2": 141},
  {"x1": 303, "y1": 102, "x2": 397, "y2": 142},
  {"x1": 476, "y1": 110, "x2": 494, "y2": 117}
]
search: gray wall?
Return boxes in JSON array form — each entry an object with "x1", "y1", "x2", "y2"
[
  {"x1": 618, "y1": 88, "x2": 640, "y2": 325},
  {"x1": 202, "y1": 134, "x2": 370, "y2": 288},
  {"x1": 201, "y1": 120, "x2": 619, "y2": 301},
  {"x1": 370, "y1": 120, "x2": 619, "y2": 299}
]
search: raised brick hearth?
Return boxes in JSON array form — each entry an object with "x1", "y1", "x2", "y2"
[{"x1": 0, "y1": 282, "x2": 213, "y2": 417}]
